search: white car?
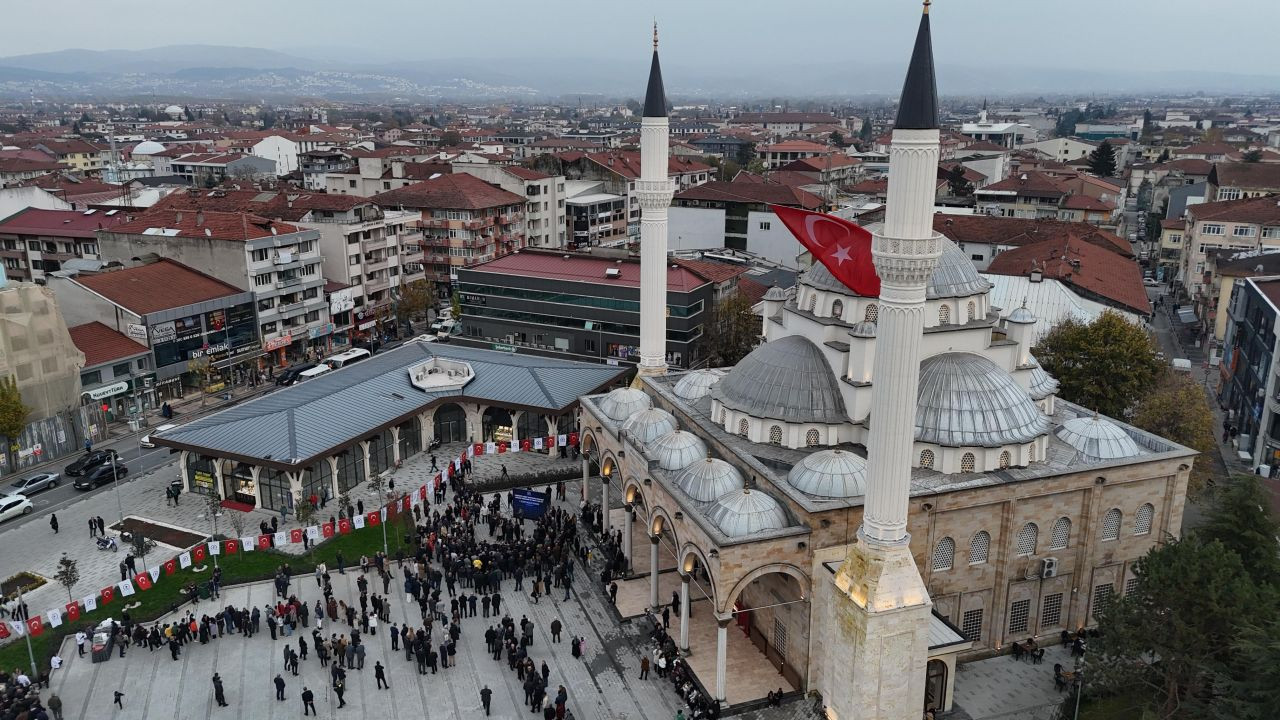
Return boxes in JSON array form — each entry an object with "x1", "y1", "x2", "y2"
[
  {"x1": 0, "y1": 494, "x2": 33, "y2": 523},
  {"x1": 1143, "y1": 277, "x2": 1159, "y2": 287},
  {"x1": 140, "y1": 424, "x2": 177, "y2": 448}
]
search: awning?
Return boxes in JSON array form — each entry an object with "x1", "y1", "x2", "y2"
[{"x1": 1177, "y1": 308, "x2": 1197, "y2": 324}]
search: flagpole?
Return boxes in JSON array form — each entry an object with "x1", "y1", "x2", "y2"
[{"x1": 15, "y1": 583, "x2": 38, "y2": 679}]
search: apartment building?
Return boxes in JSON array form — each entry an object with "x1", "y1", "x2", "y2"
[
  {"x1": 324, "y1": 149, "x2": 441, "y2": 196},
  {"x1": 169, "y1": 153, "x2": 277, "y2": 185},
  {"x1": 33, "y1": 139, "x2": 107, "y2": 175},
  {"x1": 755, "y1": 140, "x2": 831, "y2": 169},
  {"x1": 0, "y1": 208, "x2": 129, "y2": 282},
  {"x1": 453, "y1": 163, "x2": 566, "y2": 249},
  {"x1": 1178, "y1": 195, "x2": 1280, "y2": 296}
]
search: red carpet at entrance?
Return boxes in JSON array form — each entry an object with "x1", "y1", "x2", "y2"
[{"x1": 220, "y1": 499, "x2": 255, "y2": 513}]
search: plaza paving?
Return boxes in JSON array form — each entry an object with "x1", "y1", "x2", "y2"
[{"x1": 952, "y1": 643, "x2": 1076, "y2": 719}]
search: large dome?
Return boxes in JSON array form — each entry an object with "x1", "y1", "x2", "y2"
[
  {"x1": 673, "y1": 369, "x2": 724, "y2": 401},
  {"x1": 597, "y1": 387, "x2": 651, "y2": 422},
  {"x1": 916, "y1": 352, "x2": 1049, "y2": 447},
  {"x1": 621, "y1": 408, "x2": 679, "y2": 445},
  {"x1": 712, "y1": 335, "x2": 847, "y2": 424},
  {"x1": 675, "y1": 457, "x2": 745, "y2": 502},
  {"x1": 800, "y1": 237, "x2": 989, "y2": 300},
  {"x1": 1057, "y1": 415, "x2": 1140, "y2": 462},
  {"x1": 1027, "y1": 362, "x2": 1060, "y2": 400},
  {"x1": 706, "y1": 489, "x2": 790, "y2": 538},
  {"x1": 132, "y1": 140, "x2": 166, "y2": 155},
  {"x1": 787, "y1": 449, "x2": 867, "y2": 498},
  {"x1": 647, "y1": 430, "x2": 708, "y2": 471}
]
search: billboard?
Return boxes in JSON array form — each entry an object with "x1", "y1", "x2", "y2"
[{"x1": 512, "y1": 487, "x2": 551, "y2": 519}]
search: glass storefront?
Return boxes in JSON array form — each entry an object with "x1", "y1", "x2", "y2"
[
  {"x1": 368, "y1": 430, "x2": 394, "y2": 476},
  {"x1": 398, "y1": 418, "x2": 421, "y2": 461},
  {"x1": 221, "y1": 461, "x2": 257, "y2": 506},
  {"x1": 336, "y1": 448, "x2": 365, "y2": 493},
  {"x1": 305, "y1": 460, "x2": 333, "y2": 505},
  {"x1": 259, "y1": 468, "x2": 292, "y2": 512},
  {"x1": 434, "y1": 404, "x2": 466, "y2": 444},
  {"x1": 483, "y1": 408, "x2": 513, "y2": 443},
  {"x1": 187, "y1": 454, "x2": 217, "y2": 496}
]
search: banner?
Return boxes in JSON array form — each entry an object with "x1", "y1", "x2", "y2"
[
  {"x1": 118, "y1": 579, "x2": 135, "y2": 597},
  {"x1": 323, "y1": 522, "x2": 337, "y2": 538},
  {"x1": 45, "y1": 609, "x2": 62, "y2": 629},
  {"x1": 558, "y1": 434, "x2": 567, "y2": 447},
  {"x1": 83, "y1": 595, "x2": 98, "y2": 613},
  {"x1": 240, "y1": 537, "x2": 254, "y2": 552},
  {"x1": 522, "y1": 438, "x2": 533, "y2": 452},
  {"x1": 207, "y1": 542, "x2": 220, "y2": 557},
  {"x1": 179, "y1": 552, "x2": 192, "y2": 569},
  {"x1": 195, "y1": 544, "x2": 209, "y2": 561},
  {"x1": 165, "y1": 558, "x2": 178, "y2": 575},
  {"x1": 148, "y1": 567, "x2": 161, "y2": 584},
  {"x1": 534, "y1": 437, "x2": 544, "y2": 450},
  {"x1": 353, "y1": 514, "x2": 365, "y2": 530},
  {"x1": 338, "y1": 518, "x2": 352, "y2": 535},
  {"x1": 274, "y1": 531, "x2": 288, "y2": 547},
  {"x1": 222, "y1": 539, "x2": 236, "y2": 555},
  {"x1": 485, "y1": 442, "x2": 496, "y2": 455},
  {"x1": 4, "y1": 621, "x2": 22, "y2": 639},
  {"x1": 569, "y1": 432, "x2": 579, "y2": 446},
  {"x1": 26, "y1": 616, "x2": 43, "y2": 637},
  {"x1": 289, "y1": 528, "x2": 303, "y2": 544},
  {"x1": 368, "y1": 510, "x2": 381, "y2": 526},
  {"x1": 257, "y1": 535, "x2": 272, "y2": 550},
  {"x1": 100, "y1": 586, "x2": 115, "y2": 605},
  {"x1": 306, "y1": 526, "x2": 321, "y2": 540}
]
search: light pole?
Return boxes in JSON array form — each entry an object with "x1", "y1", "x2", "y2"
[{"x1": 15, "y1": 583, "x2": 37, "y2": 679}]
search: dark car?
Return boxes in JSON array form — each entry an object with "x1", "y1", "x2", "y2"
[
  {"x1": 65, "y1": 449, "x2": 119, "y2": 477},
  {"x1": 275, "y1": 362, "x2": 318, "y2": 386},
  {"x1": 73, "y1": 463, "x2": 127, "y2": 490}
]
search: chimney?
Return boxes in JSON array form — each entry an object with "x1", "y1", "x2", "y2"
[{"x1": 195, "y1": 210, "x2": 204, "y2": 226}]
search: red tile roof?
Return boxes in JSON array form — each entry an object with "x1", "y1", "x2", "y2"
[
  {"x1": 1212, "y1": 162, "x2": 1280, "y2": 190},
  {"x1": 20, "y1": 173, "x2": 118, "y2": 197},
  {"x1": 577, "y1": 151, "x2": 711, "y2": 180},
  {"x1": 674, "y1": 180, "x2": 824, "y2": 210},
  {"x1": 980, "y1": 170, "x2": 1069, "y2": 197},
  {"x1": 0, "y1": 157, "x2": 67, "y2": 174},
  {"x1": 371, "y1": 172, "x2": 524, "y2": 211},
  {"x1": 737, "y1": 276, "x2": 771, "y2": 306},
  {"x1": 1161, "y1": 158, "x2": 1214, "y2": 175},
  {"x1": 1061, "y1": 194, "x2": 1113, "y2": 211},
  {"x1": 466, "y1": 250, "x2": 710, "y2": 292},
  {"x1": 107, "y1": 208, "x2": 302, "y2": 241},
  {"x1": 934, "y1": 215, "x2": 1133, "y2": 257},
  {"x1": 381, "y1": 162, "x2": 452, "y2": 181},
  {"x1": 1187, "y1": 194, "x2": 1280, "y2": 225},
  {"x1": 985, "y1": 236, "x2": 1151, "y2": 315},
  {"x1": 74, "y1": 259, "x2": 243, "y2": 314},
  {"x1": 670, "y1": 257, "x2": 750, "y2": 284},
  {"x1": 68, "y1": 321, "x2": 150, "y2": 367},
  {"x1": 1160, "y1": 219, "x2": 1187, "y2": 230},
  {"x1": 503, "y1": 166, "x2": 550, "y2": 181},
  {"x1": 779, "y1": 155, "x2": 859, "y2": 172},
  {"x1": 0, "y1": 208, "x2": 129, "y2": 238}
]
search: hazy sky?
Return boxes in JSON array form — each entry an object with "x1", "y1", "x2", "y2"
[{"x1": 4, "y1": 0, "x2": 1276, "y2": 74}]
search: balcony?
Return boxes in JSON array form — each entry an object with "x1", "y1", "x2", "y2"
[
  {"x1": 419, "y1": 218, "x2": 449, "y2": 230},
  {"x1": 363, "y1": 255, "x2": 391, "y2": 271},
  {"x1": 277, "y1": 276, "x2": 303, "y2": 288},
  {"x1": 465, "y1": 218, "x2": 494, "y2": 230}
]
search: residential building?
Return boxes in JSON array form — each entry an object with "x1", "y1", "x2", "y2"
[
  {"x1": 1207, "y1": 162, "x2": 1280, "y2": 200},
  {"x1": 1157, "y1": 219, "x2": 1187, "y2": 277},
  {"x1": 1178, "y1": 194, "x2": 1280, "y2": 296},
  {"x1": 1204, "y1": 249, "x2": 1280, "y2": 348},
  {"x1": 324, "y1": 150, "x2": 445, "y2": 196},
  {"x1": 68, "y1": 321, "x2": 154, "y2": 419},
  {"x1": 1219, "y1": 276, "x2": 1280, "y2": 470},
  {"x1": 453, "y1": 163, "x2": 567, "y2": 248},
  {"x1": 687, "y1": 134, "x2": 755, "y2": 164},
  {"x1": 33, "y1": 139, "x2": 107, "y2": 175},
  {"x1": 670, "y1": 180, "x2": 824, "y2": 268},
  {"x1": 0, "y1": 282, "x2": 85, "y2": 420},
  {"x1": 169, "y1": 153, "x2": 277, "y2": 185},
  {"x1": 1018, "y1": 137, "x2": 1097, "y2": 163},
  {"x1": 756, "y1": 140, "x2": 831, "y2": 169},
  {"x1": 959, "y1": 110, "x2": 1033, "y2": 148},
  {"x1": 94, "y1": 210, "x2": 327, "y2": 363},
  {"x1": 0, "y1": 208, "x2": 129, "y2": 283},
  {"x1": 727, "y1": 112, "x2": 839, "y2": 136},
  {"x1": 1073, "y1": 123, "x2": 1140, "y2": 141},
  {"x1": 974, "y1": 170, "x2": 1120, "y2": 227},
  {"x1": 776, "y1": 154, "x2": 861, "y2": 184},
  {"x1": 372, "y1": 173, "x2": 525, "y2": 289},
  {"x1": 0, "y1": 156, "x2": 67, "y2": 185},
  {"x1": 934, "y1": 214, "x2": 1133, "y2": 272},
  {"x1": 299, "y1": 149, "x2": 354, "y2": 191},
  {"x1": 563, "y1": 181, "x2": 628, "y2": 249}
]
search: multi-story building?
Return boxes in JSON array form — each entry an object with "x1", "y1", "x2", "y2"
[
  {"x1": 755, "y1": 140, "x2": 831, "y2": 169},
  {"x1": 0, "y1": 208, "x2": 128, "y2": 283},
  {"x1": 372, "y1": 173, "x2": 525, "y2": 289},
  {"x1": 727, "y1": 111, "x2": 839, "y2": 136},
  {"x1": 564, "y1": 182, "x2": 628, "y2": 249},
  {"x1": 1207, "y1": 162, "x2": 1280, "y2": 201},
  {"x1": 32, "y1": 139, "x2": 107, "y2": 175},
  {"x1": 669, "y1": 180, "x2": 824, "y2": 268},
  {"x1": 169, "y1": 153, "x2": 277, "y2": 185},
  {"x1": 324, "y1": 149, "x2": 442, "y2": 196},
  {"x1": 0, "y1": 282, "x2": 85, "y2": 421},
  {"x1": 95, "y1": 209, "x2": 328, "y2": 363},
  {"x1": 453, "y1": 163, "x2": 566, "y2": 249},
  {"x1": 1156, "y1": 219, "x2": 1187, "y2": 277},
  {"x1": 68, "y1": 321, "x2": 155, "y2": 419},
  {"x1": 299, "y1": 149, "x2": 354, "y2": 191},
  {"x1": 1219, "y1": 275, "x2": 1280, "y2": 470},
  {"x1": 1178, "y1": 194, "x2": 1280, "y2": 296}
]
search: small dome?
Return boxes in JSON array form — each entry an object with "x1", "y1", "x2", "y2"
[
  {"x1": 164, "y1": 104, "x2": 183, "y2": 115},
  {"x1": 799, "y1": 237, "x2": 989, "y2": 300},
  {"x1": 647, "y1": 431, "x2": 708, "y2": 471},
  {"x1": 1027, "y1": 362, "x2": 1060, "y2": 400},
  {"x1": 675, "y1": 457, "x2": 745, "y2": 502},
  {"x1": 673, "y1": 369, "x2": 724, "y2": 401},
  {"x1": 849, "y1": 321, "x2": 877, "y2": 339},
  {"x1": 763, "y1": 285, "x2": 788, "y2": 301},
  {"x1": 713, "y1": 335, "x2": 847, "y2": 424},
  {"x1": 787, "y1": 449, "x2": 867, "y2": 498},
  {"x1": 132, "y1": 140, "x2": 166, "y2": 156},
  {"x1": 707, "y1": 489, "x2": 790, "y2": 538},
  {"x1": 1057, "y1": 415, "x2": 1140, "y2": 462},
  {"x1": 916, "y1": 352, "x2": 1049, "y2": 447},
  {"x1": 597, "y1": 387, "x2": 652, "y2": 422},
  {"x1": 1006, "y1": 305, "x2": 1037, "y2": 324},
  {"x1": 621, "y1": 408, "x2": 679, "y2": 445}
]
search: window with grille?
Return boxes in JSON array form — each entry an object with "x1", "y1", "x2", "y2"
[
  {"x1": 718, "y1": 408, "x2": 726, "y2": 423},
  {"x1": 1041, "y1": 593, "x2": 1063, "y2": 627},
  {"x1": 1016, "y1": 522, "x2": 1038, "y2": 556},
  {"x1": 1092, "y1": 583, "x2": 1115, "y2": 620},
  {"x1": 1029, "y1": 443, "x2": 1036, "y2": 462},
  {"x1": 1101, "y1": 509, "x2": 1122, "y2": 541},
  {"x1": 960, "y1": 453, "x2": 975, "y2": 473},
  {"x1": 939, "y1": 305, "x2": 951, "y2": 324},
  {"x1": 967, "y1": 301, "x2": 976, "y2": 321},
  {"x1": 1124, "y1": 577, "x2": 1139, "y2": 595},
  {"x1": 1009, "y1": 599, "x2": 1030, "y2": 634},
  {"x1": 1050, "y1": 517, "x2": 1071, "y2": 550},
  {"x1": 864, "y1": 303, "x2": 878, "y2": 322},
  {"x1": 969, "y1": 531, "x2": 990, "y2": 565},
  {"x1": 769, "y1": 425, "x2": 783, "y2": 445},
  {"x1": 931, "y1": 537, "x2": 955, "y2": 571},
  {"x1": 807, "y1": 293, "x2": 817, "y2": 312},
  {"x1": 738, "y1": 418, "x2": 749, "y2": 437},
  {"x1": 831, "y1": 299, "x2": 843, "y2": 319},
  {"x1": 999, "y1": 451, "x2": 1011, "y2": 469},
  {"x1": 919, "y1": 449, "x2": 935, "y2": 469},
  {"x1": 1134, "y1": 503, "x2": 1154, "y2": 535},
  {"x1": 961, "y1": 609, "x2": 983, "y2": 642},
  {"x1": 806, "y1": 429, "x2": 820, "y2": 446},
  {"x1": 772, "y1": 617, "x2": 788, "y2": 661}
]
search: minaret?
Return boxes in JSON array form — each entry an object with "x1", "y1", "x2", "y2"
[
  {"x1": 825, "y1": 4, "x2": 940, "y2": 719},
  {"x1": 636, "y1": 23, "x2": 674, "y2": 377}
]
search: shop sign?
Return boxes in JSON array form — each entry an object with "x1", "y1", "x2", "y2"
[
  {"x1": 263, "y1": 334, "x2": 292, "y2": 352},
  {"x1": 189, "y1": 341, "x2": 231, "y2": 359},
  {"x1": 330, "y1": 289, "x2": 354, "y2": 314},
  {"x1": 150, "y1": 321, "x2": 176, "y2": 343},
  {"x1": 492, "y1": 343, "x2": 516, "y2": 353},
  {"x1": 126, "y1": 323, "x2": 148, "y2": 342},
  {"x1": 85, "y1": 381, "x2": 129, "y2": 400},
  {"x1": 308, "y1": 323, "x2": 336, "y2": 340},
  {"x1": 358, "y1": 321, "x2": 376, "y2": 331}
]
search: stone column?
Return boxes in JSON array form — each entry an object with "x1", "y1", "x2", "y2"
[
  {"x1": 649, "y1": 534, "x2": 661, "y2": 612},
  {"x1": 286, "y1": 471, "x2": 303, "y2": 512},
  {"x1": 510, "y1": 411, "x2": 521, "y2": 453},
  {"x1": 359, "y1": 441, "x2": 372, "y2": 484},
  {"x1": 715, "y1": 616, "x2": 730, "y2": 702},
  {"x1": 390, "y1": 425, "x2": 402, "y2": 464},
  {"x1": 326, "y1": 456, "x2": 340, "y2": 503},
  {"x1": 581, "y1": 456, "x2": 589, "y2": 503},
  {"x1": 249, "y1": 465, "x2": 263, "y2": 507},
  {"x1": 545, "y1": 417, "x2": 560, "y2": 459},
  {"x1": 601, "y1": 474, "x2": 611, "y2": 535},
  {"x1": 622, "y1": 503, "x2": 634, "y2": 569},
  {"x1": 419, "y1": 410, "x2": 433, "y2": 452},
  {"x1": 679, "y1": 572, "x2": 691, "y2": 651}
]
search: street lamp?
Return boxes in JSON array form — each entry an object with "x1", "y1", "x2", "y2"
[{"x1": 15, "y1": 583, "x2": 37, "y2": 679}]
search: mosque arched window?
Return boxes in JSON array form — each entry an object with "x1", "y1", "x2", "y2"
[
  {"x1": 960, "y1": 452, "x2": 975, "y2": 473},
  {"x1": 805, "y1": 429, "x2": 821, "y2": 447},
  {"x1": 967, "y1": 301, "x2": 976, "y2": 321},
  {"x1": 919, "y1": 449, "x2": 935, "y2": 469},
  {"x1": 831, "y1": 299, "x2": 843, "y2": 319},
  {"x1": 1050, "y1": 517, "x2": 1071, "y2": 549},
  {"x1": 939, "y1": 305, "x2": 951, "y2": 325},
  {"x1": 969, "y1": 531, "x2": 990, "y2": 565},
  {"x1": 864, "y1": 303, "x2": 878, "y2": 322},
  {"x1": 1101, "y1": 508, "x2": 1122, "y2": 541},
  {"x1": 737, "y1": 418, "x2": 750, "y2": 437},
  {"x1": 1016, "y1": 522, "x2": 1039, "y2": 556},
  {"x1": 807, "y1": 293, "x2": 817, "y2": 312},
  {"x1": 999, "y1": 451, "x2": 1011, "y2": 469},
  {"x1": 768, "y1": 425, "x2": 783, "y2": 445},
  {"x1": 1134, "y1": 503, "x2": 1155, "y2": 536},
  {"x1": 931, "y1": 537, "x2": 955, "y2": 571}
]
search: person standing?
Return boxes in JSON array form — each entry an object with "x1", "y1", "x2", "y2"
[
  {"x1": 212, "y1": 673, "x2": 228, "y2": 707},
  {"x1": 640, "y1": 656, "x2": 650, "y2": 680},
  {"x1": 50, "y1": 514, "x2": 59, "y2": 534},
  {"x1": 374, "y1": 661, "x2": 388, "y2": 689},
  {"x1": 89, "y1": 517, "x2": 97, "y2": 537},
  {"x1": 274, "y1": 674, "x2": 286, "y2": 701},
  {"x1": 301, "y1": 687, "x2": 316, "y2": 716},
  {"x1": 75, "y1": 630, "x2": 87, "y2": 657},
  {"x1": 480, "y1": 685, "x2": 493, "y2": 716},
  {"x1": 550, "y1": 618, "x2": 562, "y2": 643},
  {"x1": 47, "y1": 693, "x2": 64, "y2": 720},
  {"x1": 333, "y1": 678, "x2": 346, "y2": 709},
  {"x1": 97, "y1": 516, "x2": 106, "y2": 536}
]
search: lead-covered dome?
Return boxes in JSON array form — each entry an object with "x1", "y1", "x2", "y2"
[
  {"x1": 647, "y1": 430, "x2": 708, "y2": 471},
  {"x1": 787, "y1": 449, "x2": 867, "y2": 498},
  {"x1": 707, "y1": 489, "x2": 790, "y2": 538},
  {"x1": 597, "y1": 387, "x2": 651, "y2": 422},
  {"x1": 712, "y1": 335, "x2": 847, "y2": 424},
  {"x1": 132, "y1": 140, "x2": 166, "y2": 155},
  {"x1": 916, "y1": 352, "x2": 1049, "y2": 447},
  {"x1": 621, "y1": 408, "x2": 679, "y2": 445},
  {"x1": 676, "y1": 457, "x2": 745, "y2": 502},
  {"x1": 1006, "y1": 305, "x2": 1036, "y2": 324},
  {"x1": 673, "y1": 369, "x2": 724, "y2": 401},
  {"x1": 800, "y1": 238, "x2": 989, "y2": 300},
  {"x1": 1057, "y1": 415, "x2": 1140, "y2": 462},
  {"x1": 1027, "y1": 363, "x2": 1060, "y2": 400}
]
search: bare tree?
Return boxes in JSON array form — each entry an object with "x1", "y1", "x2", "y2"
[{"x1": 54, "y1": 553, "x2": 79, "y2": 602}]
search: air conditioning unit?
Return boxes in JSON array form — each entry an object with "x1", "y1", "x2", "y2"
[{"x1": 1040, "y1": 557, "x2": 1059, "y2": 579}]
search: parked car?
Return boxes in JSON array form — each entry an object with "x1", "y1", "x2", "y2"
[
  {"x1": 0, "y1": 494, "x2": 33, "y2": 523},
  {"x1": 74, "y1": 463, "x2": 128, "y2": 490},
  {"x1": 65, "y1": 449, "x2": 119, "y2": 477},
  {"x1": 140, "y1": 424, "x2": 177, "y2": 448},
  {"x1": 275, "y1": 362, "x2": 318, "y2": 386},
  {"x1": 1143, "y1": 277, "x2": 1159, "y2": 287},
  {"x1": 6, "y1": 472, "x2": 59, "y2": 496}
]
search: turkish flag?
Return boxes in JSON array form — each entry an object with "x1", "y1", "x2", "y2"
[
  {"x1": 419, "y1": 485, "x2": 429, "y2": 500},
  {"x1": 520, "y1": 438, "x2": 532, "y2": 452},
  {"x1": 473, "y1": 443, "x2": 484, "y2": 456},
  {"x1": 25, "y1": 616, "x2": 42, "y2": 637},
  {"x1": 498, "y1": 442, "x2": 508, "y2": 453},
  {"x1": 163, "y1": 558, "x2": 177, "y2": 576},
  {"x1": 257, "y1": 534, "x2": 272, "y2": 550},
  {"x1": 545, "y1": 436, "x2": 555, "y2": 449},
  {"x1": 770, "y1": 204, "x2": 880, "y2": 297},
  {"x1": 569, "y1": 432, "x2": 579, "y2": 446},
  {"x1": 134, "y1": 573, "x2": 152, "y2": 591},
  {"x1": 338, "y1": 518, "x2": 352, "y2": 535},
  {"x1": 401, "y1": 495, "x2": 411, "y2": 512},
  {"x1": 322, "y1": 522, "x2": 335, "y2": 538},
  {"x1": 290, "y1": 528, "x2": 304, "y2": 544},
  {"x1": 101, "y1": 586, "x2": 115, "y2": 605},
  {"x1": 0, "y1": 622, "x2": 9, "y2": 640},
  {"x1": 65, "y1": 602, "x2": 81, "y2": 622},
  {"x1": 193, "y1": 545, "x2": 207, "y2": 564},
  {"x1": 366, "y1": 511, "x2": 380, "y2": 527},
  {"x1": 224, "y1": 539, "x2": 238, "y2": 555}
]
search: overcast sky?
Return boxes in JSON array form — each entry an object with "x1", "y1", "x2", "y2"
[{"x1": 4, "y1": 0, "x2": 1276, "y2": 74}]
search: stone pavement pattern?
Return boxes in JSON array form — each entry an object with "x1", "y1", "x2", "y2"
[{"x1": 952, "y1": 644, "x2": 1075, "y2": 719}]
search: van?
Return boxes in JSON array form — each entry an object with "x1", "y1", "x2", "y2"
[
  {"x1": 140, "y1": 424, "x2": 177, "y2": 448},
  {"x1": 435, "y1": 320, "x2": 457, "y2": 339},
  {"x1": 296, "y1": 365, "x2": 332, "y2": 382},
  {"x1": 325, "y1": 348, "x2": 371, "y2": 369}
]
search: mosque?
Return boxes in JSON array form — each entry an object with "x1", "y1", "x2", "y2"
[{"x1": 578, "y1": 6, "x2": 1195, "y2": 718}]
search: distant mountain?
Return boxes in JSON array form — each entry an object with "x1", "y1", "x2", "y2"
[{"x1": 0, "y1": 45, "x2": 317, "y2": 74}]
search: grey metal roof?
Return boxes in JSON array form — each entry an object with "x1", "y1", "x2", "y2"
[
  {"x1": 643, "y1": 49, "x2": 667, "y2": 118},
  {"x1": 1056, "y1": 415, "x2": 1140, "y2": 462},
  {"x1": 849, "y1": 321, "x2": 877, "y2": 338},
  {"x1": 1006, "y1": 305, "x2": 1037, "y2": 324},
  {"x1": 646, "y1": 430, "x2": 708, "y2": 472},
  {"x1": 1027, "y1": 360, "x2": 1061, "y2": 400},
  {"x1": 620, "y1": 408, "x2": 679, "y2": 445},
  {"x1": 155, "y1": 343, "x2": 625, "y2": 467},
  {"x1": 596, "y1": 387, "x2": 652, "y2": 422},
  {"x1": 705, "y1": 489, "x2": 790, "y2": 539},
  {"x1": 801, "y1": 237, "x2": 989, "y2": 300},
  {"x1": 787, "y1": 448, "x2": 867, "y2": 498},
  {"x1": 894, "y1": 9, "x2": 938, "y2": 131},
  {"x1": 672, "y1": 369, "x2": 725, "y2": 401},
  {"x1": 915, "y1": 352, "x2": 1050, "y2": 447},
  {"x1": 712, "y1": 335, "x2": 848, "y2": 424},
  {"x1": 675, "y1": 457, "x2": 745, "y2": 502},
  {"x1": 763, "y1": 285, "x2": 788, "y2": 301}
]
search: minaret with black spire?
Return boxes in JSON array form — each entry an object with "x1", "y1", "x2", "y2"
[
  {"x1": 636, "y1": 23, "x2": 674, "y2": 377},
  {"x1": 822, "y1": 4, "x2": 940, "y2": 719}
]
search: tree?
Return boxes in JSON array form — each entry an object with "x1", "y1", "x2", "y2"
[
  {"x1": 440, "y1": 130, "x2": 462, "y2": 146},
  {"x1": 829, "y1": 131, "x2": 845, "y2": 147},
  {"x1": 54, "y1": 553, "x2": 79, "y2": 602},
  {"x1": 183, "y1": 106, "x2": 194, "y2": 121},
  {"x1": 1087, "y1": 140, "x2": 1117, "y2": 177},
  {"x1": 295, "y1": 500, "x2": 317, "y2": 553},
  {"x1": 858, "y1": 118, "x2": 875, "y2": 143},
  {"x1": 1143, "y1": 108, "x2": 1153, "y2": 127},
  {"x1": 1130, "y1": 372, "x2": 1216, "y2": 496},
  {"x1": 226, "y1": 511, "x2": 246, "y2": 552},
  {"x1": 0, "y1": 376, "x2": 30, "y2": 454},
  {"x1": 1157, "y1": 148, "x2": 1170, "y2": 163},
  {"x1": 1197, "y1": 475, "x2": 1280, "y2": 585},
  {"x1": 450, "y1": 292, "x2": 461, "y2": 321},
  {"x1": 396, "y1": 279, "x2": 435, "y2": 337},
  {"x1": 703, "y1": 291, "x2": 760, "y2": 366},
  {"x1": 1242, "y1": 149, "x2": 1263, "y2": 163},
  {"x1": 1085, "y1": 537, "x2": 1269, "y2": 719},
  {"x1": 945, "y1": 165, "x2": 973, "y2": 197},
  {"x1": 130, "y1": 531, "x2": 157, "y2": 571},
  {"x1": 719, "y1": 159, "x2": 743, "y2": 182},
  {"x1": 624, "y1": 99, "x2": 642, "y2": 115},
  {"x1": 1036, "y1": 311, "x2": 1164, "y2": 419}
]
